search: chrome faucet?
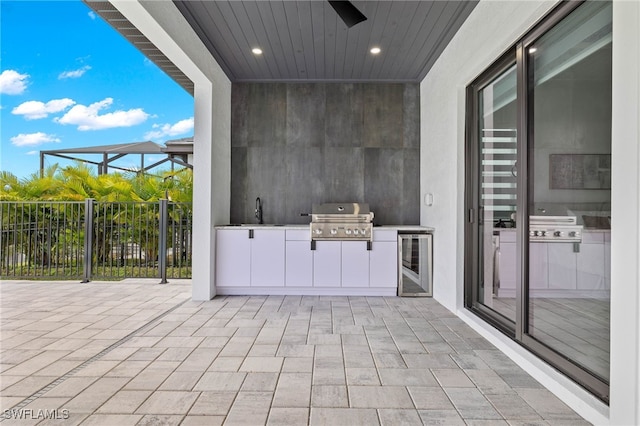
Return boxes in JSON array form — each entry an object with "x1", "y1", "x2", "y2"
[{"x1": 255, "y1": 197, "x2": 263, "y2": 224}]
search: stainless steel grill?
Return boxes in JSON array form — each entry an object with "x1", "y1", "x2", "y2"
[
  {"x1": 310, "y1": 203, "x2": 374, "y2": 242},
  {"x1": 529, "y1": 215, "x2": 583, "y2": 243}
]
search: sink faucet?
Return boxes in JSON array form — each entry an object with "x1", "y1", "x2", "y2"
[{"x1": 255, "y1": 197, "x2": 263, "y2": 224}]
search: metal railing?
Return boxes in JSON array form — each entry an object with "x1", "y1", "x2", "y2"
[{"x1": 0, "y1": 199, "x2": 192, "y2": 282}]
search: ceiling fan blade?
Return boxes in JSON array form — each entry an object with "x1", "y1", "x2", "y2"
[{"x1": 328, "y1": 1, "x2": 367, "y2": 28}]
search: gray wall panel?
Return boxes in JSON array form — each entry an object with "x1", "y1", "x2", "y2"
[
  {"x1": 231, "y1": 84, "x2": 249, "y2": 147},
  {"x1": 247, "y1": 84, "x2": 287, "y2": 147},
  {"x1": 232, "y1": 82, "x2": 419, "y2": 225},
  {"x1": 325, "y1": 84, "x2": 364, "y2": 147},
  {"x1": 363, "y1": 84, "x2": 404, "y2": 148},
  {"x1": 364, "y1": 148, "x2": 404, "y2": 224},
  {"x1": 403, "y1": 148, "x2": 421, "y2": 224},
  {"x1": 230, "y1": 147, "x2": 248, "y2": 223},
  {"x1": 285, "y1": 147, "x2": 325, "y2": 223},
  {"x1": 247, "y1": 147, "x2": 288, "y2": 224},
  {"x1": 403, "y1": 84, "x2": 420, "y2": 149},
  {"x1": 323, "y1": 147, "x2": 365, "y2": 204},
  {"x1": 287, "y1": 84, "x2": 326, "y2": 147}
]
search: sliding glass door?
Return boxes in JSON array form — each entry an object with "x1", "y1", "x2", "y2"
[
  {"x1": 465, "y1": 54, "x2": 518, "y2": 333},
  {"x1": 466, "y1": 0, "x2": 611, "y2": 401}
]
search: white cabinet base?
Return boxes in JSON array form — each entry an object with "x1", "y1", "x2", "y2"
[{"x1": 216, "y1": 286, "x2": 397, "y2": 296}]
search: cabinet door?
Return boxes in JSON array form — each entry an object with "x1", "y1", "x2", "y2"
[
  {"x1": 216, "y1": 229, "x2": 251, "y2": 287},
  {"x1": 529, "y1": 243, "x2": 549, "y2": 289},
  {"x1": 251, "y1": 230, "x2": 285, "y2": 287},
  {"x1": 341, "y1": 241, "x2": 370, "y2": 287},
  {"x1": 498, "y1": 242, "x2": 516, "y2": 291},
  {"x1": 313, "y1": 241, "x2": 341, "y2": 287},
  {"x1": 369, "y1": 241, "x2": 398, "y2": 288},
  {"x1": 548, "y1": 244, "x2": 577, "y2": 289},
  {"x1": 286, "y1": 241, "x2": 313, "y2": 287},
  {"x1": 577, "y1": 241, "x2": 606, "y2": 290}
]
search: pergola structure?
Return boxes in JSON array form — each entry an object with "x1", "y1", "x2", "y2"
[{"x1": 40, "y1": 140, "x2": 193, "y2": 176}]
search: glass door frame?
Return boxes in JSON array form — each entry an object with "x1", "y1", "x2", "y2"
[
  {"x1": 464, "y1": 48, "x2": 518, "y2": 338},
  {"x1": 465, "y1": 0, "x2": 610, "y2": 402}
]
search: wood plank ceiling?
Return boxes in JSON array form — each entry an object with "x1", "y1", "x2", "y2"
[
  {"x1": 175, "y1": 1, "x2": 478, "y2": 82},
  {"x1": 85, "y1": 1, "x2": 478, "y2": 89}
]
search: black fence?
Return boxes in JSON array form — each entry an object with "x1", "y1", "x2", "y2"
[{"x1": 0, "y1": 200, "x2": 192, "y2": 282}]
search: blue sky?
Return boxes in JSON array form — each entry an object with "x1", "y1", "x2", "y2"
[{"x1": 0, "y1": 0, "x2": 194, "y2": 179}]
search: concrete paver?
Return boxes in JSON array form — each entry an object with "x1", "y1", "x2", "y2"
[{"x1": 0, "y1": 279, "x2": 590, "y2": 425}]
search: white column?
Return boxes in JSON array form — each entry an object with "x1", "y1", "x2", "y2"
[
  {"x1": 191, "y1": 80, "x2": 230, "y2": 300},
  {"x1": 610, "y1": 1, "x2": 640, "y2": 424},
  {"x1": 111, "y1": 0, "x2": 231, "y2": 300}
]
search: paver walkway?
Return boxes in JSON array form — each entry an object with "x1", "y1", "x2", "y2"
[{"x1": 0, "y1": 280, "x2": 589, "y2": 425}]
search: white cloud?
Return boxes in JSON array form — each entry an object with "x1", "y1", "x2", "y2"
[
  {"x1": 12, "y1": 98, "x2": 75, "y2": 120},
  {"x1": 88, "y1": 11, "x2": 96, "y2": 20},
  {"x1": 59, "y1": 65, "x2": 92, "y2": 80},
  {"x1": 26, "y1": 151, "x2": 38, "y2": 155},
  {"x1": 0, "y1": 70, "x2": 29, "y2": 95},
  {"x1": 11, "y1": 132, "x2": 60, "y2": 147},
  {"x1": 144, "y1": 117, "x2": 194, "y2": 140},
  {"x1": 56, "y1": 98, "x2": 149, "y2": 131}
]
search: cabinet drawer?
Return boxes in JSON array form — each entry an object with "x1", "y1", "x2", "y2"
[
  {"x1": 286, "y1": 229, "x2": 310, "y2": 241},
  {"x1": 373, "y1": 229, "x2": 397, "y2": 242}
]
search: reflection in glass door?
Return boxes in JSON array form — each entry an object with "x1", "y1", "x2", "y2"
[
  {"x1": 466, "y1": 57, "x2": 518, "y2": 329},
  {"x1": 525, "y1": 0, "x2": 611, "y2": 385}
]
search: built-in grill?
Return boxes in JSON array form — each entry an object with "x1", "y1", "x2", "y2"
[
  {"x1": 310, "y1": 203, "x2": 374, "y2": 244},
  {"x1": 529, "y1": 215, "x2": 583, "y2": 243}
]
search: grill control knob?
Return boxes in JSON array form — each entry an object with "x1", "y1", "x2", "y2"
[
  {"x1": 530, "y1": 231, "x2": 536, "y2": 237},
  {"x1": 314, "y1": 228, "x2": 322, "y2": 235},
  {"x1": 554, "y1": 231, "x2": 564, "y2": 237},
  {"x1": 541, "y1": 231, "x2": 547, "y2": 237},
  {"x1": 353, "y1": 229, "x2": 359, "y2": 235},
  {"x1": 330, "y1": 229, "x2": 338, "y2": 235},
  {"x1": 345, "y1": 229, "x2": 352, "y2": 235},
  {"x1": 569, "y1": 231, "x2": 580, "y2": 238}
]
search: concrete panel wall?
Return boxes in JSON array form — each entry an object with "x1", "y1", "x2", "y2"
[{"x1": 231, "y1": 83, "x2": 420, "y2": 225}]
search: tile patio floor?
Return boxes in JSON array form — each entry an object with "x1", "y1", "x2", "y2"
[{"x1": 0, "y1": 280, "x2": 589, "y2": 425}]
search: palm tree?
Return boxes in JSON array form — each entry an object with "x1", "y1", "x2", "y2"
[{"x1": 0, "y1": 163, "x2": 193, "y2": 277}]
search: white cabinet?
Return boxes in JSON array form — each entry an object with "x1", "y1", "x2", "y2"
[
  {"x1": 370, "y1": 241, "x2": 398, "y2": 288},
  {"x1": 529, "y1": 243, "x2": 549, "y2": 289},
  {"x1": 370, "y1": 229, "x2": 399, "y2": 288},
  {"x1": 251, "y1": 230, "x2": 285, "y2": 287},
  {"x1": 313, "y1": 241, "x2": 341, "y2": 287},
  {"x1": 548, "y1": 244, "x2": 577, "y2": 290},
  {"x1": 577, "y1": 232, "x2": 606, "y2": 290},
  {"x1": 341, "y1": 241, "x2": 370, "y2": 287},
  {"x1": 498, "y1": 231, "x2": 611, "y2": 296},
  {"x1": 215, "y1": 229, "x2": 251, "y2": 287},
  {"x1": 215, "y1": 228, "x2": 285, "y2": 287},
  {"x1": 498, "y1": 240, "x2": 517, "y2": 292},
  {"x1": 285, "y1": 230, "x2": 313, "y2": 287},
  {"x1": 215, "y1": 226, "x2": 407, "y2": 296}
]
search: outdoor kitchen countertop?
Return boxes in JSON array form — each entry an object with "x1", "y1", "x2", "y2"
[{"x1": 215, "y1": 224, "x2": 434, "y2": 232}]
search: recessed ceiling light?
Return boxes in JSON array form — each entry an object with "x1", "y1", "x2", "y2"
[
  {"x1": 252, "y1": 48, "x2": 263, "y2": 55},
  {"x1": 370, "y1": 47, "x2": 381, "y2": 55}
]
